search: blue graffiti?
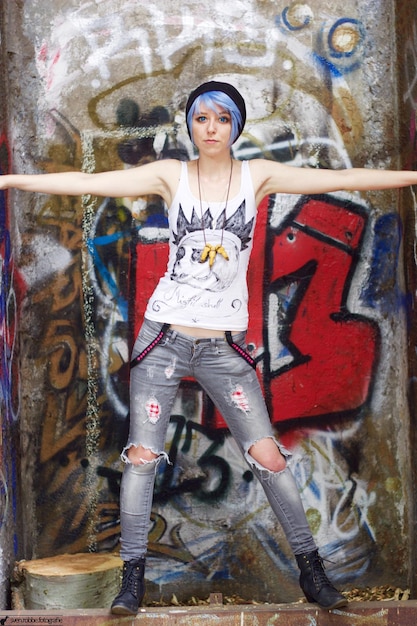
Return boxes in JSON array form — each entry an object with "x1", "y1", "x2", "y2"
[
  {"x1": 87, "y1": 231, "x2": 129, "y2": 321},
  {"x1": 0, "y1": 140, "x2": 19, "y2": 554},
  {"x1": 276, "y1": 10, "x2": 366, "y2": 77},
  {"x1": 314, "y1": 18, "x2": 366, "y2": 76},
  {"x1": 280, "y1": 6, "x2": 313, "y2": 31},
  {"x1": 361, "y1": 212, "x2": 406, "y2": 315}
]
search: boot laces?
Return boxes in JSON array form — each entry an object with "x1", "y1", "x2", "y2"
[
  {"x1": 311, "y1": 554, "x2": 336, "y2": 590},
  {"x1": 121, "y1": 562, "x2": 142, "y2": 597}
]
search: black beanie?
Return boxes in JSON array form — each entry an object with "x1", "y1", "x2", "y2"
[{"x1": 185, "y1": 81, "x2": 246, "y2": 141}]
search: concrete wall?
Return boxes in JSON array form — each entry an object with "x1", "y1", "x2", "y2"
[
  {"x1": 396, "y1": 2, "x2": 417, "y2": 599},
  {"x1": 0, "y1": 2, "x2": 23, "y2": 609},
  {"x1": 0, "y1": 0, "x2": 414, "y2": 609}
]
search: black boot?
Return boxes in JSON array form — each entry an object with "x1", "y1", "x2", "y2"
[
  {"x1": 296, "y1": 550, "x2": 347, "y2": 609},
  {"x1": 111, "y1": 558, "x2": 146, "y2": 615}
]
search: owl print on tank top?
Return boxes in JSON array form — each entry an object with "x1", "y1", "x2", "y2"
[{"x1": 145, "y1": 161, "x2": 257, "y2": 331}]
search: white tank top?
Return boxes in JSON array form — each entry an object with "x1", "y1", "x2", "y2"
[{"x1": 145, "y1": 160, "x2": 257, "y2": 330}]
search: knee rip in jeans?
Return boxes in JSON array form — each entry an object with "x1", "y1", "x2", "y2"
[
  {"x1": 245, "y1": 436, "x2": 290, "y2": 474},
  {"x1": 121, "y1": 443, "x2": 170, "y2": 466}
]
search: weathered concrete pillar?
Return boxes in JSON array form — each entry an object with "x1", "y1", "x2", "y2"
[
  {"x1": 396, "y1": 2, "x2": 417, "y2": 599},
  {"x1": 0, "y1": 0, "x2": 24, "y2": 610}
]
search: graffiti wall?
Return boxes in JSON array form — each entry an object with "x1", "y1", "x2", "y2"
[
  {"x1": 0, "y1": 13, "x2": 24, "y2": 603},
  {"x1": 0, "y1": 129, "x2": 23, "y2": 608},
  {"x1": 0, "y1": 0, "x2": 413, "y2": 606}
]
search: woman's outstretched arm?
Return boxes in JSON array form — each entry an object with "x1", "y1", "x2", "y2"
[
  {"x1": 251, "y1": 159, "x2": 417, "y2": 204},
  {"x1": 0, "y1": 159, "x2": 181, "y2": 205}
]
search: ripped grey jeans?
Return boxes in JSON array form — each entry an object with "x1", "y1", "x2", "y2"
[{"x1": 119, "y1": 318, "x2": 317, "y2": 561}]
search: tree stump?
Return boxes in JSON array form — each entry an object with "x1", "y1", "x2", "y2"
[{"x1": 12, "y1": 552, "x2": 123, "y2": 610}]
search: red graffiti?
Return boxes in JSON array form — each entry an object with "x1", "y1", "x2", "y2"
[
  {"x1": 132, "y1": 240, "x2": 169, "y2": 338},
  {"x1": 266, "y1": 195, "x2": 379, "y2": 422},
  {"x1": 132, "y1": 194, "x2": 379, "y2": 430}
]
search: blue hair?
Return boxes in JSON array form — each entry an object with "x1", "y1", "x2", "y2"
[{"x1": 186, "y1": 91, "x2": 243, "y2": 146}]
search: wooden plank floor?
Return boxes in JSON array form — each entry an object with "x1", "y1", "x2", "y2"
[{"x1": 1, "y1": 602, "x2": 417, "y2": 625}]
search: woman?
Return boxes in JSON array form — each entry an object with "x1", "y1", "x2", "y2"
[{"x1": 2, "y1": 81, "x2": 417, "y2": 614}]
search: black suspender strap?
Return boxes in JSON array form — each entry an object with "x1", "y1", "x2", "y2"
[
  {"x1": 225, "y1": 331, "x2": 256, "y2": 370},
  {"x1": 130, "y1": 323, "x2": 171, "y2": 370}
]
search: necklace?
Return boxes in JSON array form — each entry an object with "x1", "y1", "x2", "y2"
[{"x1": 197, "y1": 159, "x2": 233, "y2": 268}]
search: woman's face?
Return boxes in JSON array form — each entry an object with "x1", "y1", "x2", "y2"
[{"x1": 191, "y1": 104, "x2": 232, "y2": 153}]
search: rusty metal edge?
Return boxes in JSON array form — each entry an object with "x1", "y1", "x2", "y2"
[{"x1": 1, "y1": 601, "x2": 417, "y2": 625}]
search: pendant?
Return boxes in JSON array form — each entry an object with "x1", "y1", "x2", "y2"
[{"x1": 200, "y1": 243, "x2": 229, "y2": 268}]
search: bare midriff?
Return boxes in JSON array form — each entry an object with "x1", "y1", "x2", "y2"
[{"x1": 170, "y1": 324, "x2": 240, "y2": 338}]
